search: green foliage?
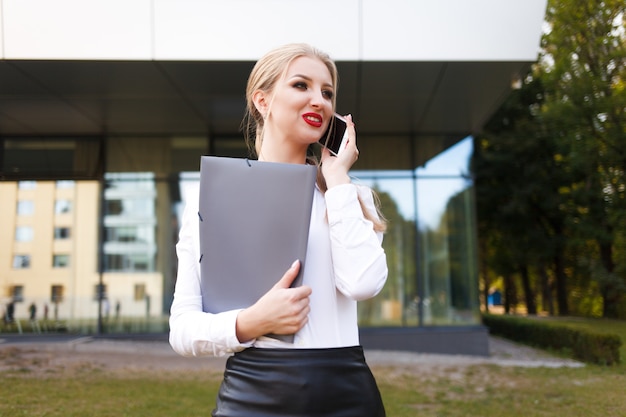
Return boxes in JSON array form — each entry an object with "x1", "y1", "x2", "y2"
[
  {"x1": 540, "y1": 0, "x2": 626, "y2": 319},
  {"x1": 474, "y1": 0, "x2": 626, "y2": 318},
  {"x1": 483, "y1": 314, "x2": 622, "y2": 365}
]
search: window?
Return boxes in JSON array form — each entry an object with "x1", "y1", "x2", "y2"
[
  {"x1": 103, "y1": 173, "x2": 157, "y2": 273},
  {"x1": 12, "y1": 254, "x2": 31, "y2": 269},
  {"x1": 15, "y1": 226, "x2": 34, "y2": 242},
  {"x1": 134, "y1": 283, "x2": 147, "y2": 301},
  {"x1": 104, "y1": 198, "x2": 154, "y2": 217},
  {"x1": 51, "y1": 285, "x2": 64, "y2": 303},
  {"x1": 54, "y1": 227, "x2": 71, "y2": 239},
  {"x1": 18, "y1": 181, "x2": 36, "y2": 190},
  {"x1": 53, "y1": 254, "x2": 70, "y2": 268},
  {"x1": 17, "y1": 200, "x2": 34, "y2": 216},
  {"x1": 54, "y1": 200, "x2": 72, "y2": 214},
  {"x1": 104, "y1": 254, "x2": 152, "y2": 272},
  {"x1": 56, "y1": 180, "x2": 75, "y2": 189},
  {"x1": 11, "y1": 285, "x2": 24, "y2": 302},
  {"x1": 105, "y1": 226, "x2": 152, "y2": 243},
  {"x1": 104, "y1": 199, "x2": 123, "y2": 216}
]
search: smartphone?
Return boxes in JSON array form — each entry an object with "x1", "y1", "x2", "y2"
[{"x1": 319, "y1": 113, "x2": 348, "y2": 156}]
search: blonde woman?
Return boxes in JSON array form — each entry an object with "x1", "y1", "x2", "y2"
[{"x1": 169, "y1": 43, "x2": 388, "y2": 416}]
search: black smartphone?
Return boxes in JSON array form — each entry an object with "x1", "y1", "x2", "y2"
[{"x1": 319, "y1": 113, "x2": 348, "y2": 156}]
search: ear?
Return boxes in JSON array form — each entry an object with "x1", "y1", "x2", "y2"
[{"x1": 252, "y1": 90, "x2": 269, "y2": 119}]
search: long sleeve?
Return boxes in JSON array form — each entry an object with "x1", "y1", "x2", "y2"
[
  {"x1": 168, "y1": 193, "x2": 253, "y2": 357},
  {"x1": 170, "y1": 181, "x2": 388, "y2": 353},
  {"x1": 325, "y1": 184, "x2": 388, "y2": 300}
]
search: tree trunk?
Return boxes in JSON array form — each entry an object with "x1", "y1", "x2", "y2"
[
  {"x1": 598, "y1": 240, "x2": 621, "y2": 318},
  {"x1": 520, "y1": 265, "x2": 537, "y2": 315},
  {"x1": 503, "y1": 273, "x2": 517, "y2": 314},
  {"x1": 539, "y1": 265, "x2": 554, "y2": 315},
  {"x1": 553, "y1": 253, "x2": 569, "y2": 316}
]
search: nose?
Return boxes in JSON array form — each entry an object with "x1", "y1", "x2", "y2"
[{"x1": 309, "y1": 90, "x2": 325, "y2": 108}]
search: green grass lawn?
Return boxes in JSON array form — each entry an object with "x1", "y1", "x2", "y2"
[
  {"x1": 1, "y1": 317, "x2": 625, "y2": 417},
  {"x1": 2, "y1": 365, "x2": 625, "y2": 417}
]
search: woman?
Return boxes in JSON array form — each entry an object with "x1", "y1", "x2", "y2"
[{"x1": 169, "y1": 43, "x2": 388, "y2": 416}]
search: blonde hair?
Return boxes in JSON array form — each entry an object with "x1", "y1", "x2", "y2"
[
  {"x1": 241, "y1": 43, "x2": 386, "y2": 232},
  {"x1": 242, "y1": 43, "x2": 338, "y2": 155}
]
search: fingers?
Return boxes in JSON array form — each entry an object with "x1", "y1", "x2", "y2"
[
  {"x1": 320, "y1": 114, "x2": 358, "y2": 188},
  {"x1": 276, "y1": 295, "x2": 311, "y2": 334},
  {"x1": 267, "y1": 261, "x2": 311, "y2": 335},
  {"x1": 236, "y1": 265, "x2": 310, "y2": 341},
  {"x1": 273, "y1": 259, "x2": 301, "y2": 289},
  {"x1": 344, "y1": 114, "x2": 359, "y2": 160}
]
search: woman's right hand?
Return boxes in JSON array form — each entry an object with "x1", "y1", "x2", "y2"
[{"x1": 235, "y1": 260, "x2": 312, "y2": 343}]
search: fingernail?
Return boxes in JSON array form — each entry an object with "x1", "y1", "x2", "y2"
[{"x1": 291, "y1": 260, "x2": 299, "y2": 268}]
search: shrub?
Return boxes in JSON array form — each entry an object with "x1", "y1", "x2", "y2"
[{"x1": 482, "y1": 314, "x2": 622, "y2": 365}]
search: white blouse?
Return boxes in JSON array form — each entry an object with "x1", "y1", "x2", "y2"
[{"x1": 169, "y1": 182, "x2": 388, "y2": 357}]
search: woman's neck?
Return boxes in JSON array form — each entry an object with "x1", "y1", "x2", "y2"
[{"x1": 258, "y1": 140, "x2": 308, "y2": 164}]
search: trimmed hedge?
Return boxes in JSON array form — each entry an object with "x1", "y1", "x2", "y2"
[{"x1": 482, "y1": 314, "x2": 622, "y2": 366}]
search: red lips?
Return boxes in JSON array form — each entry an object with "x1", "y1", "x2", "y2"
[{"x1": 302, "y1": 113, "x2": 323, "y2": 128}]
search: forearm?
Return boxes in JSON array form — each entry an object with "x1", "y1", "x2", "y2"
[
  {"x1": 326, "y1": 184, "x2": 388, "y2": 300},
  {"x1": 169, "y1": 302, "x2": 247, "y2": 357}
]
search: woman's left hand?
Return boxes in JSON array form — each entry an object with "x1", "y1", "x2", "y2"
[{"x1": 320, "y1": 114, "x2": 359, "y2": 188}]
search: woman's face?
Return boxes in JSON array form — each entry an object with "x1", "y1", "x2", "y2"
[{"x1": 265, "y1": 55, "x2": 334, "y2": 147}]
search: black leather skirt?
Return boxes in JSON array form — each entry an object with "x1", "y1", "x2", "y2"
[{"x1": 212, "y1": 346, "x2": 386, "y2": 417}]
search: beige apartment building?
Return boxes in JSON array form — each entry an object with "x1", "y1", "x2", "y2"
[{"x1": 0, "y1": 179, "x2": 164, "y2": 329}]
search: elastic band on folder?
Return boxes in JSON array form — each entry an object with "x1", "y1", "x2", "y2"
[
  {"x1": 245, "y1": 158, "x2": 252, "y2": 167},
  {"x1": 199, "y1": 254, "x2": 203, "y2": 263},
  {"x1": 198, "y1": 212, "x2": 203, "y2": 222}
]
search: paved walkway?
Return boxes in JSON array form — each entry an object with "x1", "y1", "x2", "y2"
[{"x1": 0, "y1": 334, "x2": 584, "y2": 373}]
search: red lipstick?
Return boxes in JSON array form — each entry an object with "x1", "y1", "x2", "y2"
[{"x1": 302, "y1": 113, "x2": 323, "y2": 128}]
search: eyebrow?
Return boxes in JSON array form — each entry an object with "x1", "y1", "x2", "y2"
[{"x1": 289, "y1": 74, "x2": 333, "y2": 89}]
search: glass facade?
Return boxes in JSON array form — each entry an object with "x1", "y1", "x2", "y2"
[
  {"x1": 0, "y1": 134, "x2": 481, "y2": 333},
  {"x1": 103, "y1": 173, "x2": 158, "y2": 273},
  {"x1": 353, "y1": 137, "x2": 479, "y2": 327}
]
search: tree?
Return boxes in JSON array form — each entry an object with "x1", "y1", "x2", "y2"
[
  {"x1": 540, "y1": 0, "x2": 626, "y2": 317},
  {"x1": 474, "y1": 76, "x2": 570, "y2": 315},
  {"x1": 475, "y1": 0, "x2": 626, "y2": 318}
]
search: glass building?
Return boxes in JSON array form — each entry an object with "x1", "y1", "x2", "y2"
[{"x1": 0, "y1": 0, "x2": 547, "y2": 355}]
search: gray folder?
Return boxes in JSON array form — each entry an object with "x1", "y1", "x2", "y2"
[{"x1": 198, "y1": 156, "x2": 317, "y2": 342}]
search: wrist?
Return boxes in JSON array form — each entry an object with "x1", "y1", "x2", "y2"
[
  {"x1": 325, "y1": 173, "x2": 351, "y2": 189},
  {"x1": 236, "y1": 308, "x2": 262, "y2": 343}
]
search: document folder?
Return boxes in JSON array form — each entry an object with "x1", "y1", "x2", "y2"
[{"x1": 198, "y1": 156, "x2": 317, "y2": 342}]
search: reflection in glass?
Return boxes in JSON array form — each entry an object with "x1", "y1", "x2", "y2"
[
  {"x1": 416, "y1": 136, "x2": 480, "y2": 325},
  {"x1": 103, "y1": 173, "x2": 157, "y2": 273},
  {"x1": 418, "y1": 179, "x2": 479, "y2": 324},
  {"x1": 352, "y1": 136, "x2": 480, "y2": 327},
  {"x1": 351, "y1": 172, "x2": 418, "y2": 327},
  {"x1": 170, "y1": 136, "x2": 480, "y2": 329}
]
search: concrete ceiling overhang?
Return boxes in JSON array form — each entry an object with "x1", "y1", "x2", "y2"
[{"x1": 0, "y1": 59, "x2": 528, "y2": 141}]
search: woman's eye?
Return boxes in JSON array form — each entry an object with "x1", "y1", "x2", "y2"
[
  {"x1": 293, "y1": 82, "x2": 307, "y2": 90},
  {"x1": 322, "y1": 90, "x2": 334, "y2": 100}
]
